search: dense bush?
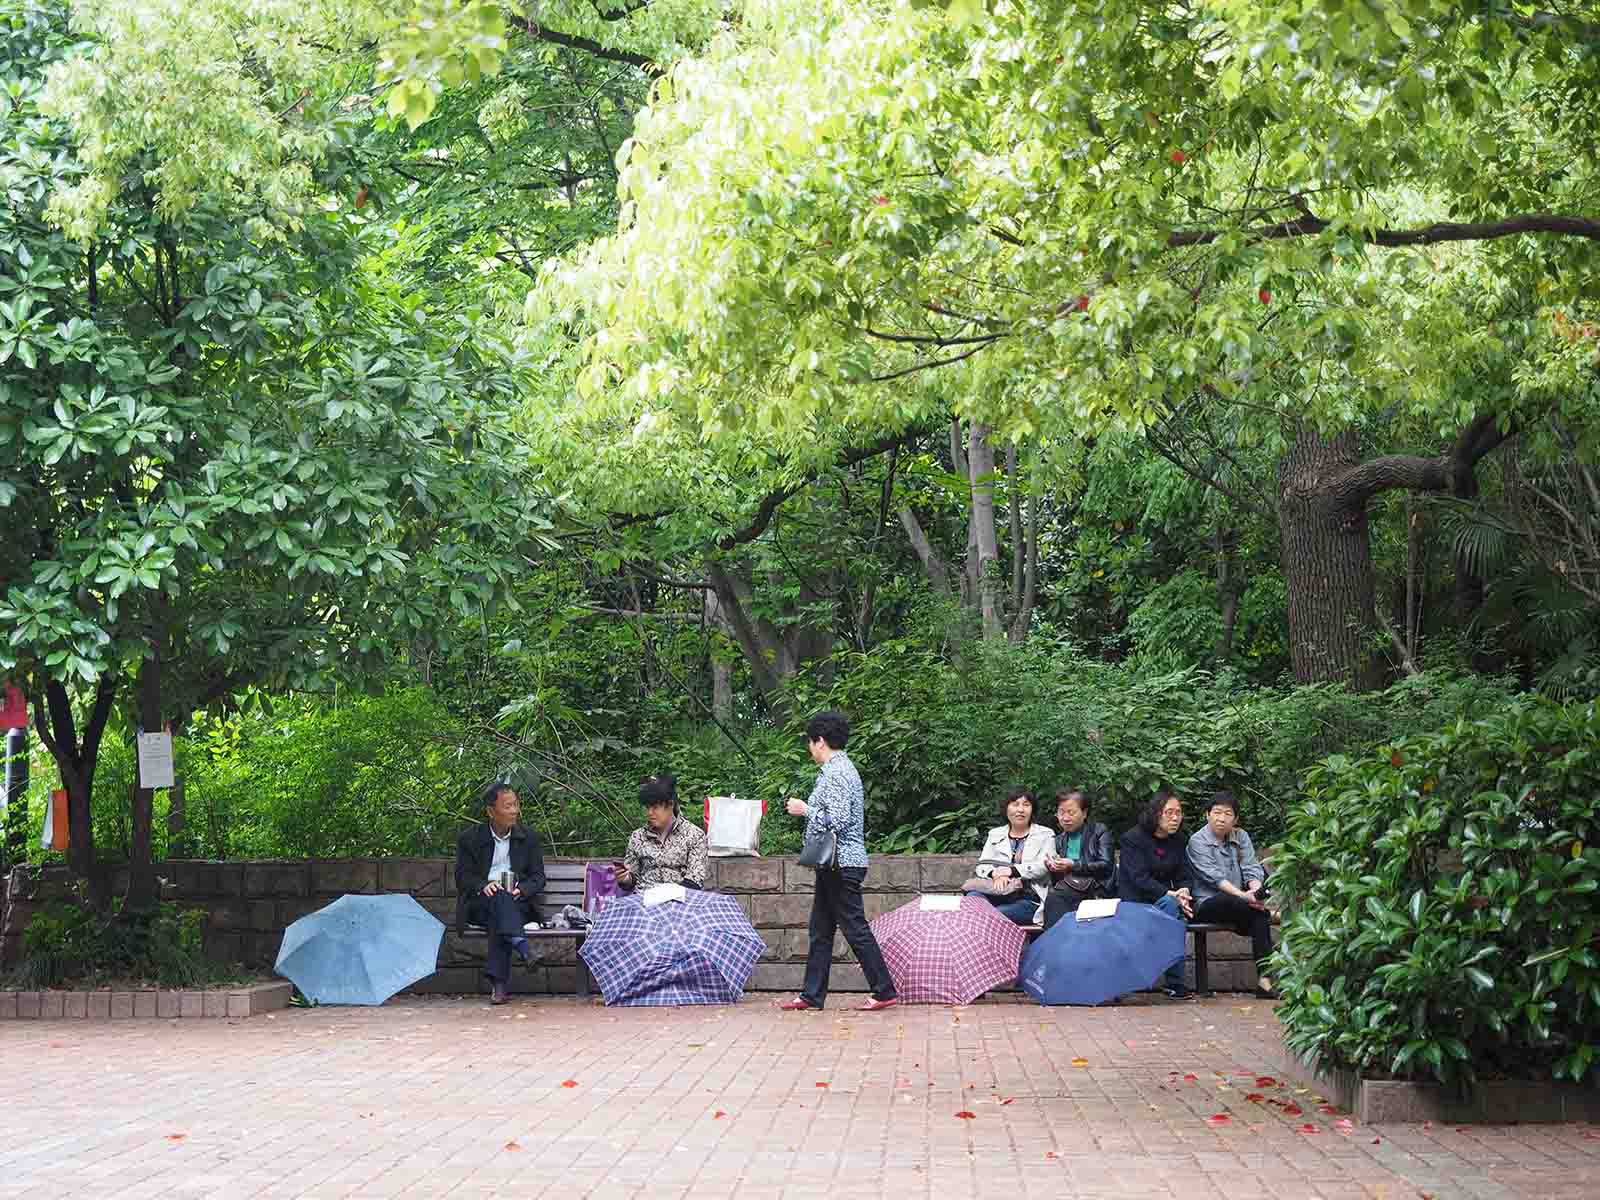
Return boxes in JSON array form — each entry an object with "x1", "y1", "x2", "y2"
[
  {"x1": 1269, "y1": 696, "x2": 1599, "y2": 1088},
  {"x1": 8, "y1": 899, "x2": 230, "y2": 989},
  {"x1": 775, "y1": 634, "x2": 1516, "y2": 854}
]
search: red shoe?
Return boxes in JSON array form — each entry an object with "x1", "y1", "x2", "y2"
[
  {"x1": 778, "y1": 996, "x2": 817, "y2": 1011},
  {"x1": 859, "y1": 996, "x2": 899, "y2": 1012}
]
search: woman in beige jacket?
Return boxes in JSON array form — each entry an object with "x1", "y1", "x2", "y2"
[{"x1": 972, "y1": 788, "x2": 1055, "y2": 925}]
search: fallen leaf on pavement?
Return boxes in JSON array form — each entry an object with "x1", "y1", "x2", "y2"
[
  {"x1": 1206, "y1": 1114, "x2": 1232, "y2": 1125},
  {"x1": 1297, "y1": 1123, "x2": 1319, "y2": 1134},
  {"x1": 1183, "y1": 1073, "x2": 1198, "y2": 1082},
  {"x1": 815, "y1": 1081, "x2": 830, "y2": 1088},
  {"x1": 165, "y1": 1134, "x2": 186, "y2": 1142},
  {"x1": 1070, "y1": 1057, "x2": 1089, "y2": 1068},
  {"x1": 713, "y1": 1111, "x2": 727, "y2": 1120},
  {"x1": 954, "y1": 1111, "x2": 976, "y2": 1120},
  {"x1": 1255, "y1": 1076, "x2": 1277, "y2": 1086},
  {"x1": 1281, "y1": 1104, "x2": 1304, "y2": 1116},
  {"x1": 1245, "y1": 1093, "x2": 1265, "y2": 1103},
  {"x1": 561, "y1": 1080, "x2": 578, "y2": 1088},
  {"x1": 1044, "y1": 1151, "x2": 1058, "y2": 1160},
  {"x1": 504, "y1": 1142, "x2": 522, "y2": 1152}
]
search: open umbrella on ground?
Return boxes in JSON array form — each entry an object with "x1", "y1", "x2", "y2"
[
  {"x1": 275, "y1": 893, "x2": 445, "y2": 1006},
  {"x1": 1019, "y1": 900, "x2": 1186, "y2": 1006},
  {"x1": 869, "y1": 894, "x2": 1028, "y2": 1005},
  {"x1": 579, "y1": 890, "x2": 765, "y2": 1006}
]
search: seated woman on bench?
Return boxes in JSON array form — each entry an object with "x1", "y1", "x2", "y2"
[
  {"x1": 614, "y1": 774, "x2": 710, "y2": 891},
  {"x1": 1040, "y1": 789, "x2": 1115, "y2": 928},
  {"x1": 1118, "y1": 788, "x2": 1195, "y2": 1000},
  {"x1": 971, "y1": 787, "x2": 1054, "y2": 925},
  {"x1": 1187, "y1": 791, "x2": 1278, "y2": 999}
]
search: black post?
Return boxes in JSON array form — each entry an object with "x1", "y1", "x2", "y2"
[{"x1": 2, "y1": 726, "x2": 27, "y2": 870}]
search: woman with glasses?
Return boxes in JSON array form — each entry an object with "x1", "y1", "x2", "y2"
[{"x1": 1117, "y1": 787, "x2": 1195, "y2": 999}]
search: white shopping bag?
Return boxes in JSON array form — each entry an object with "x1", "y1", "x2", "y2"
[{"x1": 704, "y1": 794, "x2": 764, "y2": 857}]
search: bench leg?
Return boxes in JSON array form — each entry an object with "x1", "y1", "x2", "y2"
[
  {"x1": 1193, "y1": 931, "x2": 1211, "y2": 996},
  {"x1": 575, "y1": 935, "x2": 590, "y2": 999}
]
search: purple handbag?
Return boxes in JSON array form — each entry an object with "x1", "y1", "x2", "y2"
[{"x1": 584, "y1": 862, "x2": 624, "y2": 914}]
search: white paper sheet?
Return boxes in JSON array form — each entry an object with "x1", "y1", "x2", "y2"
[
  {"x1": 1074, "y1": 898, "x2": 1121, "y2": 921},
  {"x1": 641, "y1": 883, "x2": 687, "y2": 907},
  {"x1": 137, "y1": 731, "x2": 175, "y2": 789},
  {"x1": 918, "y1": 894, "x2": 963, "y2": 912}
]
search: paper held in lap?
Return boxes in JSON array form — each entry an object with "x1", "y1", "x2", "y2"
[
  {"x1": 919, "y1": 894, "x2": 962, "y2": 912},
  {"x1": 641, "y1": 883, "x2": 687, "y2": 907},
  {"x1": 1074, "y1": 898, "x2": 1120, "y2": 921}
]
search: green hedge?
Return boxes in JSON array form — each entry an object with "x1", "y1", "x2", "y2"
[{"x1": 1270, "y1": 696, "x2": 1600, "y2": 1087}]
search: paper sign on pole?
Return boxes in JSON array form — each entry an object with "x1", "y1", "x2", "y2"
[{"x1": 137, "y1": 731, "x2": 175, "y2": 789}]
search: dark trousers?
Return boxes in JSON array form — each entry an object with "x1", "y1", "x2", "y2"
[
  {"x1": 801, "y1": 867, "x2": 897, "y2": 1007},
  {"x1": 1193, "y1": 893, "x2": 1274, "y2": 970},
  {"x1": 1041, "y1": 884, "x2": 1094, "y2": 930},
  {"x1": 466, "y1": 890, "x2": 536, "y2": 983},
  {"x1": 983, "y1": 890, "x2": 1039, "y2": 925}
]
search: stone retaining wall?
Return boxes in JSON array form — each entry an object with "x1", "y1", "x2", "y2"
[{"x1": 2, "y1": 857, "x2": 1263, "y2": 995}]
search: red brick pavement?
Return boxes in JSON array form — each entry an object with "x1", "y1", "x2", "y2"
[{"x1": 1, "y1": 994, "x2": 1596, "y2": 1199}]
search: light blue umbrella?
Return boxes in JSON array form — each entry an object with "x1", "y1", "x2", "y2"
[
  {"x1": 275, "y1": 894, "x2": 445, "y2": 1006},
  {"x1": 1020, "y1": 901, "x2": 1186, "y2": 1006}
]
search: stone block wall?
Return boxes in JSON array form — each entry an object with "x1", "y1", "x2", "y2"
[{"x1": 1, "y1": 856, "x2": 1263, "y2": 995}]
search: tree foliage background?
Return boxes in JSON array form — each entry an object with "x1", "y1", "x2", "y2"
[{"x1": 3, "y1": 0, "x2": 1599, "y2": 1074}]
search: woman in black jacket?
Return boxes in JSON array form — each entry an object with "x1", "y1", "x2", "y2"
[
  {"x1": 1041, "y1": 789, "x2": 1115, "y2": 929},
  {"x1": 1117, "y1": 787, "x2": 1196, "y2": 999}
]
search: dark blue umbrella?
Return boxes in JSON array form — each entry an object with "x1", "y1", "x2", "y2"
[
  {"x1": 1019, "y1": 901, "x2": 1186, "y2": 1006},
  {"x1": 275, "y1": 894, "x2": 444, "y2": 1006},
  {"x1": 578, "y1": 890, "x2": 765, "y2": 1006}
]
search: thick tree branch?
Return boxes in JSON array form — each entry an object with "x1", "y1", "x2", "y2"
[
  {"x1": 1168, "y1": 212, "x2": 1600, "y2": 250},
  {"x1": 516, "y1": 20, "x2": 656, "y2": 71},
  {"x1": 715, "y1": 426, "x2": 932, "y2": 550}
]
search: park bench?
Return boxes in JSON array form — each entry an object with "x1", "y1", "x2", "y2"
[{"x1": 456, "y1": 861, "x2": 597, "y2": 997}]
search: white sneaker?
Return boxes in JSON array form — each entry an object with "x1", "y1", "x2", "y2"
[{"x1": 523, "y1": 921, "x2": 542, "y2": 932}]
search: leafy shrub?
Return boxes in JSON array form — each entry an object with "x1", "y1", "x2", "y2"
[
  {"x1": 773, "y1": 634, "x2": 1515, "y2": 855},
  {"x1": 10, "y1": 899, "x2": 226, "y2": 989},
  {"x1": 1269, "y1": 696, "x2": 1600, "y2": 1088}
]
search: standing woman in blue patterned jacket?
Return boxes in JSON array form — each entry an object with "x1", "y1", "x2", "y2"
[{"x1": 779, "y1": 709, "x2": 900, "y2": 1012}]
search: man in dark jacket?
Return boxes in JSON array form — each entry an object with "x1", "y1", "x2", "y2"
[
  {"x1": 455, "y1": 783, "x2": 546, "y2": 1005},
  {"x1": 1117, "y1": 787, "x2": 1196, "y2": 999},
  {"x1": 1041, "y1": 789, "x2": 1115, "y2": 928}
]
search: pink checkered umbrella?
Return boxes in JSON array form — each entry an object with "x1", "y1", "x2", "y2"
[{"x1": 868, "y1": 894, "x2": 1029, "y2": 1005}]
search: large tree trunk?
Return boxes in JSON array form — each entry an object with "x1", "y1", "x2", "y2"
[
  {"x1": 33, "y1": 675, "x2": 118, "y2": 906},
  {"x1": 703, "y1": 559, "x2": 835, "y2": 720},
  {"x1": 1277, "y1": 428, "x2": 1381, "y2": 687},
  {"x1": 1214, "y1": 527, "x2": 1240, "y2": 662},
  {"x1": 968, "y1": 423, "x2": 1003, "y2": 640},
  {"x1": 703, "y1": 590, "x2": 734, "y2": 722},
  {"x1": 1276, "y1": 415, "x2": 1516, "y2": 689}
]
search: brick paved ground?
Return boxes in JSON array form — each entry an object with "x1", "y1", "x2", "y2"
[{"x1": 2, "y1": 994, "x2": 1597, "y2": 1199}]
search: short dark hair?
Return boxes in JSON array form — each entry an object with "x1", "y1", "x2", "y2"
[
  {"x1": 805, "y1": 709, "x2": 850, "y2": 750},
  {"x1": 999, "y1": 787, "x2": 1035, "y2": 821},
  {"x1": 1207, "y1": 790, "x2": 1238, "y2": 817},
  {"x1": 484, "y1": 781, "x2": 516, "y2": 810},
  {"x1": 640, "y1": 773, "x2": 677, "y2": 811},
  {"x1": 1055, "y1": 788, "x2": 1091, "y2": 817},
  {"x1": 1137, "y1": 786, "x2": 1178, "y2": 834}
]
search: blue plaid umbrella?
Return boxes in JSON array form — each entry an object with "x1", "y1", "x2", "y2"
[
  {"x1": 579, "y1": 890, "x2": 765, "y2": 1006},
  {"x1": 275, "y1": 893, "x2": 444, "y2": 1006},
  {"x1": 1019, "y1": 901, "x2": 1186, "y2": 1006}
]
